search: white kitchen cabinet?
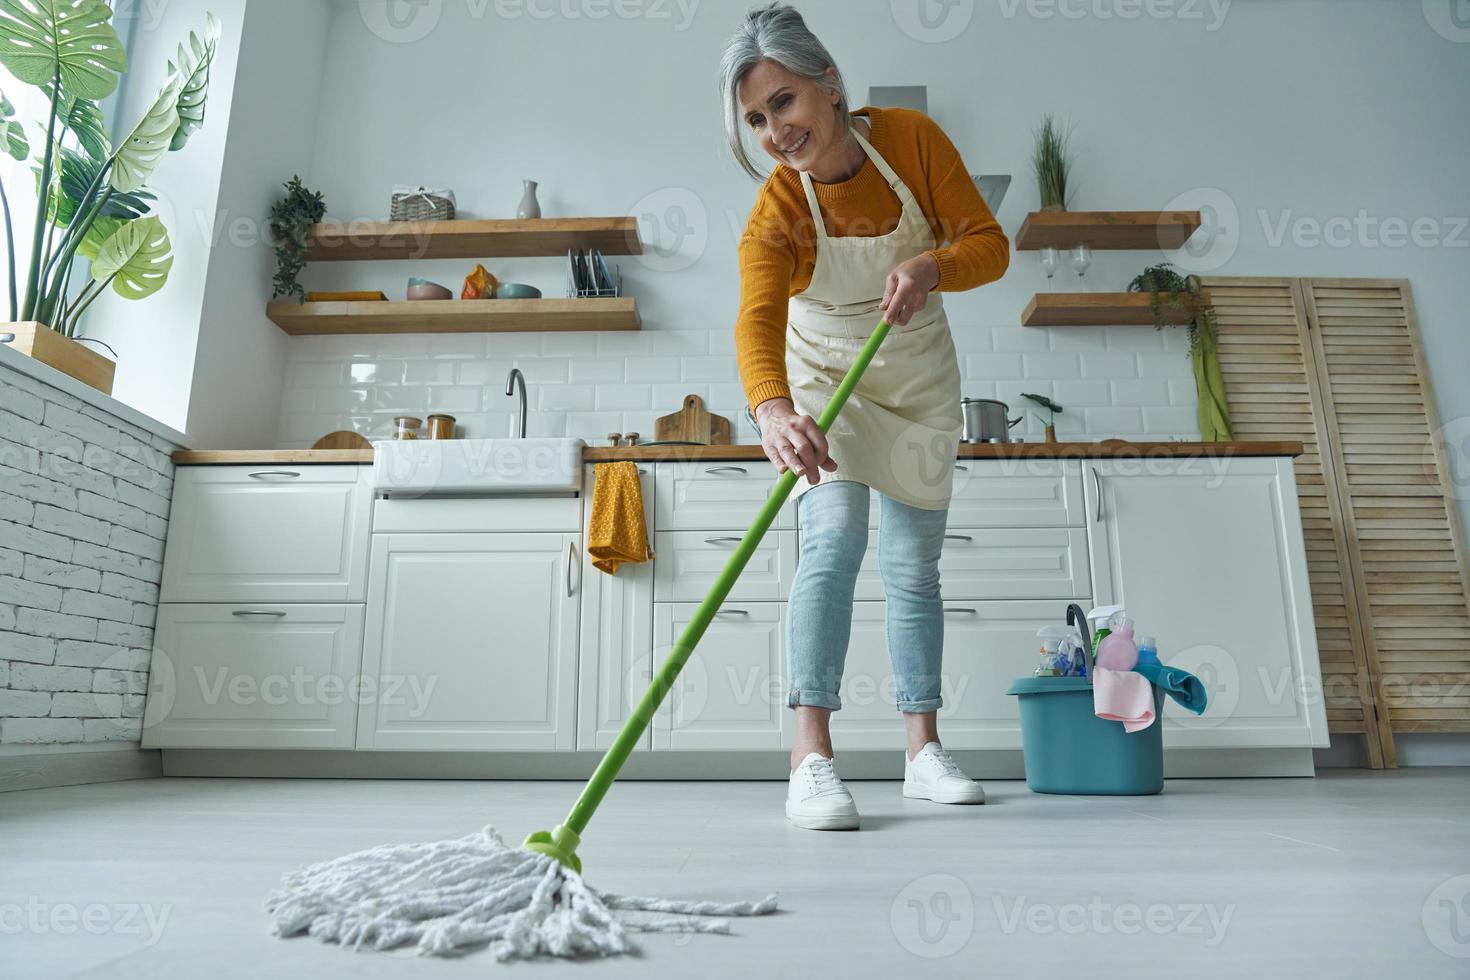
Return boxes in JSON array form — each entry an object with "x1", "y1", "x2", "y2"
[
  {"x1": 1084, "y1": 456, "x2": 1329, "y2": 749},
  {"x1": 578, "y1": 464, "x2": 655, "y2": 752},
  {"x1": 141, "y1": 603, "x2": 363, "y2": 749},
  {"x1": 653, "y1": 530, "x2": 798, "y2": 602},
  {"x1": 651, "y1": 603, "x2": 787, "y2": 750},
  {"x1": 827, "y1": 600, "x2": 1083, "y2": 749},
  {"x1": 161, "y1": 465, "x2": 372, "y2": 602},
  {"x1": 826, "y1": 459, "x2": 1086, "y2": 529},
  {"x1": 843, "y1": 526, "x2": 1090, "y2": 602},
  {"x1": 357, "y1": 532, "x2": 580, "y2": 751},
  {"x1": 655, "y1": 460, "x2": 796, "y2": 530}
]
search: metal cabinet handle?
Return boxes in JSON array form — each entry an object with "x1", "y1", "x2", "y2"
[
  {"x1": 705, "y1": 465, "x2": 747, "y2": 476},
  {"x1": 944, "y1": 607, "x2": 978, "y2": 614},
  {"x1": 248, "y1": 470, "x2": 300, "y2": 479},
  {"x1": 1091, "y1": 466, "x2": 1103, "y2": 522},
  {"x1": 715, "y1": 608, "x2": 750, "y2": 616},
  {"x1": 954, "y1": 463, "x2": 969, "y2": 472},
  {"x1": 704, "y1": 536, "x2": 742, "y2": 545},
  {"x1": 636, "y1": 467, "x2": 649, "y2": 476},
  {"x1": 566, "y1": 540, "x2": 576, "y2": 597},
  {"x1": 943, "y1": 533, "x2": 973, "y2": 542},
  {"x1": 232, "y1": 610, "x2": 286, "y2": 617}
]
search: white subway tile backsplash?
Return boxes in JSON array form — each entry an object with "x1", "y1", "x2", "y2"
[{"x1": 274, "y1": 325, "x2": 1203, "y2": 445}]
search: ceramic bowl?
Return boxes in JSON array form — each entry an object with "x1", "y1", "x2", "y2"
[
  {"x1": 406, "y1": 277, "x2": 453, "y2": 301},
  {"x1": 494, "y1": 282, "x2": 542, "y2": 300}
]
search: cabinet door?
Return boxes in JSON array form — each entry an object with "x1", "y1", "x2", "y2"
[
  {"x1": 826, "y1": 600, "x2": 1081, "y2": 749},
  {"x1": 141, "y1": 603, "x2": 363, "y2": 749},
  {"x1": 578, "y1": 465, "x2": 655, "y2": 752},
  {"x1": 1085, "y1": 457, "x2": 1329, "y2": 748},
  {"x1": 358, "y1": 533, "x2": 579, "y2": 750},
  {"x1": 843, "y1": 527, "x2": 1090, "y2": 601},
  {"x1": 161, "y1": 465, "x2": 371, "y2": 602},
  {"x1": 651, "y1": 603, "x2": 786, "y2": 750}
]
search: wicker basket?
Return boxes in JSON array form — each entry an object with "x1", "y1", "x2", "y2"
[{"x1": 389, "y1": 185, "x2": 456, "y2": 222}]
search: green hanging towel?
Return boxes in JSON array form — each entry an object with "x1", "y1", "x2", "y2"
[{"x1": 1192, "y1": 312, "x2": 1234, "y2": 442}]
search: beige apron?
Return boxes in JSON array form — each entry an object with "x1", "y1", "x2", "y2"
[{"x1": 784, "y1": 125, "x2": 963, "y2": 511}]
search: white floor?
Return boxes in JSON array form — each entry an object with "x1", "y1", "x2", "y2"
[{"x1": 3, "y1": 770, "x2": 1468, "y2": 979}]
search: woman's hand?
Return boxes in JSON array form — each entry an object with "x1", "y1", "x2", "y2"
[
  {"x1": 879, "y1": 252, "x2": 940, "y2": 327},
  {"x1": 754, "y1": 397, "x2": 837, "y2": 486}
]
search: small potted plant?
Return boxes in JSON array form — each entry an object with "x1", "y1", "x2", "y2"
[
  {"x1": 1127, "y1": 262, "x2": 1234, "y2": 441},
  {"x1": 1031, "y1": 114, "x2": 1074, "y2": 212},
  {"x1": 1021, "y1": 392, "x2": 1063, "y2": 444},
  {"x1": 0, "y1": 6, "x2": 221, "y2": 395}
]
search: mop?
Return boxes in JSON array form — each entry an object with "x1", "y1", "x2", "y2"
[{"x1": 266, "y1": 319, "x2": 897, "y2": 961}]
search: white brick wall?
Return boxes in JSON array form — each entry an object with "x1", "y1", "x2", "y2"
[
  {"x1": 1, "y1": 361, "x2": 175, "y2": 748},
  {"x1": 274, "y1": 323, "x2": 1201, "y2": 448}
]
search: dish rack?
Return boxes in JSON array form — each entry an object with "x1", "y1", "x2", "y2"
[{"x1": 566, "y1": 247, "x2": 622, "y2": 298}]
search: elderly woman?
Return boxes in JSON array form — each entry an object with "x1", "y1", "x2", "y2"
[{"x1": 721, "y1": 3, "x2": 1010, "y2": 830}]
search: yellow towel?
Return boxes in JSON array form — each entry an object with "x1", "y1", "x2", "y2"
[{"x1": 587, "y1": 461, "x2": 653, "y2": 575}]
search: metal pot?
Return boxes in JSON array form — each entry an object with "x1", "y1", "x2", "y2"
[{"x1": 961, "y1": 397, "x2": 1023, "y2": 443}]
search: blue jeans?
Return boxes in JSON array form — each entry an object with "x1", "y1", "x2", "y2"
[{"x1": 787, "y1": 480, "x2": 949, "y2": 714}]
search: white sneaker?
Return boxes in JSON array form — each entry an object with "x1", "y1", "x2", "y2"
[
  {"x1": 903, "y1": 742, "x2": 986, "y2": 804},
  {"x1": 786, "y1": 752, "x2": 860, "y2": 830}
]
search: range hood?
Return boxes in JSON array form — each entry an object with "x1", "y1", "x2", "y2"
[{"x1": 868, "y1": 85, "x2": 1009, "y2": 212}]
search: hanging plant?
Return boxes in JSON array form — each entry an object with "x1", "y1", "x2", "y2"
[
  {"x1": 1127, "y1": 262, "x2": 1233, "y2": 442},
  {"x1": 268, "y1": 176, "x2": 326, "y2": 302}
]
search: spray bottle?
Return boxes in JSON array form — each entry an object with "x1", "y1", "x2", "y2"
[
  {"x1": 1095, "y1": 611, "x2": 1139, "y2": 672},
  {"x1": 1085, "y1": 605, "x2": 1125, "y2": 665}
]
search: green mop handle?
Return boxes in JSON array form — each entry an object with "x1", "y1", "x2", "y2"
[{"x1": 561, "y1": 318, "x2": 891, "y2": 839}]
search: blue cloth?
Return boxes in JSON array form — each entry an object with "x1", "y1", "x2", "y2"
[{"x1": 1133, "y1": 663, "x2": 1208, "y2": 715}]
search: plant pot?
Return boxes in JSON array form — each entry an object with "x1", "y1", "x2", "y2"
[
  {"x1": 1040, "y1": 204, "x2": 1066, "y2": 212},
  {"x1": 1, "y1": 321, "x2": 116, "y2": 396},
  {"x1": 1045, "y1": 423, "x2": 1058, "y2": 444}
]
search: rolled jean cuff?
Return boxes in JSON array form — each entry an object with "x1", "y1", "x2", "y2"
[
  {"x1": 788, "y1": 688, "x2": 842, "y2": 711},
  {"x1": 896, "y1": 695, "x2": 943, "y2": 714}
]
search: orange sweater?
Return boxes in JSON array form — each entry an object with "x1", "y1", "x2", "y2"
[{"x1": 735, "y1": 105, "x2": 1010, "y2": 412}]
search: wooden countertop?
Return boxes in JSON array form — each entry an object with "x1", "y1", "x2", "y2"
[{"x1": 172, "y1": 440, "x2": 1303, "y2": 465}]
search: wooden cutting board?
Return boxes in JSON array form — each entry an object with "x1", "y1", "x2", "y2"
[
  {"x1": 655, "y1": 394, "x2": 731, "y2": 445},
  {"x1": 311, "y1": 430, "x2": 372, "y2": 450}
]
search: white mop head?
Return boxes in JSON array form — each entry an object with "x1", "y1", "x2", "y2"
[{"x1": 265, "y1": 825, "x2": 778, "y2": 961}]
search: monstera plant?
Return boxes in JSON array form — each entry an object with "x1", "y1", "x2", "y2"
[{"x1": 0, "y1": 1, "x2": 220, "y2": 338}]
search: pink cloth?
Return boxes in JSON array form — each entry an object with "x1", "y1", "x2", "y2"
[{"x1": 1093, "y1": 667, "x2": 1156, "y2": 733}]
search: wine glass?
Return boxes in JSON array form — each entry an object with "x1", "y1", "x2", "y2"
[
  {"x1": 1070, "y1": 243, "x2": 1092, "y2": 278},
  {"x1": 1038, "y1": 246, "x2": 1060, "y2": 279}
]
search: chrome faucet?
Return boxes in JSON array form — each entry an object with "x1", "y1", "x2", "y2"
[{"x1": 505, "y1": 367, "x2": 527, "y2": 438}]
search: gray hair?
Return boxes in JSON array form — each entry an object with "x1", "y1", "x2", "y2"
[{"x1": 719, "y1": 3, "x2": 851, "y2": 180}]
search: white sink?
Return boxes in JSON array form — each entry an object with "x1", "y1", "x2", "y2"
[{"x1": 371, "y1": 437, "x2": 585, "y2": 495}]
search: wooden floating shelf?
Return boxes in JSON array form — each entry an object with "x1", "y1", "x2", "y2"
[
  {"x1": 1015, "y1": 211, "x2": 1202, "y2": 251},
  {"x1": 303, "y1": 217, "x2": 644, "y2": 261},
  {"x1": 1021, "y1": 291, "x2": 1210, "y2": 327},
  {"x1": 266, "y1": 298, "x2": 641, "y2": 335}
]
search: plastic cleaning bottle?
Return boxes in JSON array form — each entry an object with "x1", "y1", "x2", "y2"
[
  {"x1": 1086, "y1": 605, "x2": 1124, "y2": 662},
  {"x1": 1034, "y1": 626, "x2": 1071, "y2": 677},
  {"x1": 1135, "y1": 634, "x2": 1161, "y2": 669},
  {"x1": 1095, "y1": 613, "x2": 1139, "y2": 672}
]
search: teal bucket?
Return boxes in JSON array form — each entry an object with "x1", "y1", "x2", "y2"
[{"x1": 1006, "y1": 676, "x2": 1165, "y2": 795}]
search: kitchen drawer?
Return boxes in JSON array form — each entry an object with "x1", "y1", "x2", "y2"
[
  {"x1": 842, "y1": 526, "x2": 1090, "y2": 601},
  {"x1": 372, "y1": 495, "x2": 580, "y2": 533},
  {"x1": 654, "y1": 460, "x2": 796, "y2": 530},
  {"x1": 810, "y1": 459, "x2": 1086, "y2": 529},
  {"x1": 140, "y1": 602, "x2": 364, "y2": 750},
  {"x1": 653, "y1": 530, "x2": 797, "y2": 602},
  {"x1": 161, "y1": 465, "x2": 372, "y2": 602}
]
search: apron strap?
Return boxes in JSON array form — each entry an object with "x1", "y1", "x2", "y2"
[{"x1": 797, "y1": 117, "x2": 927, "y2": 244}]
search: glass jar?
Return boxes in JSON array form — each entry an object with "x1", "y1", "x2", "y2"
[
  {"x1": 392, "y1": 416, "x2": 422, "y2": 440},
  {"x1": 426, "y1": 413, "x2": 456, "y2": 439}
]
